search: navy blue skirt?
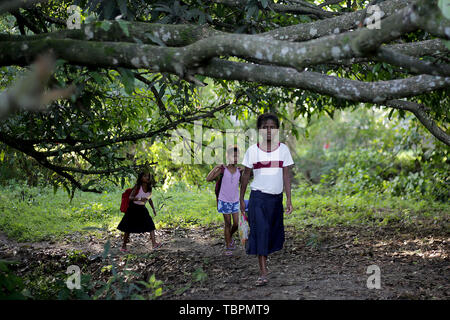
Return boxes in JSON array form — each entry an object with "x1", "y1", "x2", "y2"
[
  {"x1": 117, "y1": 202, "x2": 156, "y2": 233},
  {"x1": 246, "y1": 190, "x2": 284, "y2": 256}
]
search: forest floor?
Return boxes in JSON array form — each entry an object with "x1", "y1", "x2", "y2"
[{"x1": 0, "y1": 221, "x2": 449, "y2": 300}]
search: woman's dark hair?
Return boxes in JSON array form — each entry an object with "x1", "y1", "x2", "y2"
[
  {"x1": 135, "y1": 171, "x2": 152, "y2": 192},
  {"x1": 256, "y1": 112, "x2": 280, "y2": 129}
]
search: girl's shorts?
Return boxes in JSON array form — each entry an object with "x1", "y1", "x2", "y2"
[{"x1": 217, "y1": 199, "x2": 240, "y2": 214}]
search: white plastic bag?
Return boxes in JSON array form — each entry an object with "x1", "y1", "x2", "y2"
[{"x1": 239, "y1": 213, "x2": 249, "y2": 246}]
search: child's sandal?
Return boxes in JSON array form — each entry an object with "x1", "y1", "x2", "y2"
[{"x1": 255, "y1": 276, "x2": 268, "y2": 286}]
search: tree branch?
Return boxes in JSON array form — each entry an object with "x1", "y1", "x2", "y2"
[
  {"x1": 213, "y1": 0, "x2": 340, "y2": 19},
  {"x1": 0, "y1": 0, "x2": 409, "y2": 46},
  {"x1": 262, "y1": 0, "x2": 410, "y2": 41},
  {"x1": 194, "y1": 59, "x2": 450, "y2": 103},
  {"x1": 30, "y1": 103, "x2": 233, "y2": 157},
  {"x1": 375, "y1": 47, "x2": 450, "y2": 77},
  {"x1": 0, "y1": 3, "x2": 431, "y2": 80},
  {"x1": 383, "y1": 100, "x2": 450, "y2": 146},
  {"x1": 0, "y1": 0, "x2": 47, "y2": 15}
]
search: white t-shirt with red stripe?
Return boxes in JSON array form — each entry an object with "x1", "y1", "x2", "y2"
[{"x1": 242, "y1": 143, "x2": 294, "y2": 195}]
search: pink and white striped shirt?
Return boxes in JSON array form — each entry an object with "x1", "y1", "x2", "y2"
[{"x1": 242, "y1": 143, "x2": 294, "y2": 195}]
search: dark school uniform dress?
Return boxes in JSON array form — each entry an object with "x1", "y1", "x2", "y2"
[
  {"x1": 241, "y1": 143, "x2": 294, "y2": 256},
  {"x1": 117, "y1": 186, "x2": 156, "y2": 233}
]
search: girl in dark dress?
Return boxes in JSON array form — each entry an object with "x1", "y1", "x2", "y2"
[{"x1": 117, "y1": 172, "x2": 162, "y2": 252}]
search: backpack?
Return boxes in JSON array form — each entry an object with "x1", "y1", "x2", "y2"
[
  {"x1": 120, "y1": 188, "x2": 133, "y2": 213},
  {"x1": 215, "y1": 165, "x2": 242, "y2": 205}
]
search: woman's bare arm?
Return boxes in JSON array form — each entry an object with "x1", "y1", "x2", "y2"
[
  {"x1": 239, "y1": 167, "x2": 252, "y2": 216},
  {"x1": 283, "y1": 165, "x2": 293, "y2": 215},
  {"x1": 206, "y1": 164, "x2": 223, "y2": 181},
  {"x1": 128, "y1": 186, "x2": 139, "y2": 201}
]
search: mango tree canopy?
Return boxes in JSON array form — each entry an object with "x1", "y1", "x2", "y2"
[{"x1": 0, "y1": 0, "x2": 448, "y2": 192}]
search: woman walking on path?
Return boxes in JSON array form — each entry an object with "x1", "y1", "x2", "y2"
[
  {"x1": 117, "y1": 171, "x2": 162, "y2": 252},
  {"x1": 240, "y1": 113, "x2": 294, "y2": 286},
  {"x1": 206, "y1": 145, "x2": 242, "y2": 256}
]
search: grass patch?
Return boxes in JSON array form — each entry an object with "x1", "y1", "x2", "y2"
[
  {"x1": 0, "y1": 183, "x2": 448, "y2": 242},
  {"x1": 287, "y1": 186, "x2": 449, "y2": 230},
  {"x1": 0, "y1": 184, "x2": 123, "y2": 242}
]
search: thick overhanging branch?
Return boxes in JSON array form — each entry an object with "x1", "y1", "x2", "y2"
[
  {"x1": 385, "y1": 39, "x2": 448, "y2": 57},
  {"x1": 261, "y1": 0, "x2": 410, "y2": 41},
  {"x1": 197, "y1": 58, "x2": 450, "y2": 146},
  {"x1": 0, "y1": 39, "x2": 448, "y2": 112},
  {"x1": 0, "y1": 0, "x2": 410, "y2": 47},
  {"x1": 0, "y1": 22, "x2": 225, "y2": 47},
  {"x1": 328, "y1": 39, "x2": 449, "y2": 71},
  {"x1": 195, "y1": 59, "x2": 450, "y2": 103},
  {"x1": 2, "y1": 0, "x2": 445, "y2": 80},
  {"x1": 213, "y1": 0, "x2": 340, "y2": 19},
  {"x1": 0, "y1": 0, "x2": 448, "y2": 150},
  {"x1": 375, "y1": 47, "x2": 450, "y2": 77}
]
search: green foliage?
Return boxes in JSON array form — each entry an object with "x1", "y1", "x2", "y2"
[
  {"x1": 438, "y1": 0, "x2": 450, "y2": 19},
  {"x1": 1, "y1": 178, "x2": 448, "y2": 299},
  {"x1": 56, "y1": 274, "x2": 93, "y2": 300},
  {"x1": 294, "y1": 108, "x2": 449, "y2": 202},
  {"x1": 191, "y1": 267, "x2": 208, "y2": 284},
  {"x1": 320, "y1": 148, "x2": 387, "y2": 195},
  {"x1": 320, "y1": 146, "x2": 449, "y2": 202},
  {"x1": 89, "y1": 241, "x2": 164, "y2": 300},
  {"x1": 384, "y1": 163, "x2": 449, "y2": 202},
  {"x1": 0, "y1": 183, "x2": 123, "y2": 242},
  {"x1": 1, "y1": 0, "x2": 448, "y2": 196},
  {"x1": 0, "y1": 260, "x2": 30, "y2": 300},
  {"x1": 135, "y1": 274, "x2": 164, "y2": 300},
  {"x1": 286, "y1": 184, "x2": 449, "y2": 230},
  {"x1": 1, "y1": 180, "x2": 448, "y2": 246}
]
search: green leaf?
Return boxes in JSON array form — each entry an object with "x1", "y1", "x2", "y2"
[
  {"x1": 118, "y1": 68, "x2": 135, "y2": 94},
  {"x1": 438, "y1": 0, "x2": 450, "y2": 19},
  {"x1": 444, "y1": 40, "x2": 450, "y2": 50},
  {"x1": 99, "y1": 21, "x2": 112, "y2": 32},
  {"x1": 116, "y1": 20, "x2": 130, "y2": 37},
  {"x1": 54, "y1": 59, "x2": 67, "y2": 68},
  {"x1": 90, "y1": 72, "x2": 103, "y2": 85},
  {"x1": 154, "y1": 287, "x2": 162, "y2": 297},
  {"x1": 372, "y1": 63, "x2": 381, "y2": 74},
  {"x1": 260, "y1": 0, "x2": 269, "y2": 9},
  {"x1": 387, "y1": 108, "x2": 395, "y2": 120},
  {"x1": 246, "y1": 5, "x2": 258, "y2": 20},
  {"x1": 102, "y1": 240, "x2": 111, "y2": 259},
  {"x1": 145, "y1": 33, "x2": 166, "y2": 47}
]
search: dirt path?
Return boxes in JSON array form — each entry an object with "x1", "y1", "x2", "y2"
[{"x1": 0, "y1": 224, "x2": 448, "y2": 300}]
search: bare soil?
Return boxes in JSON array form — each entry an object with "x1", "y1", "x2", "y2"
[{"x1": 0, "y1": 223, "x2": 448, "y2": 300}]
